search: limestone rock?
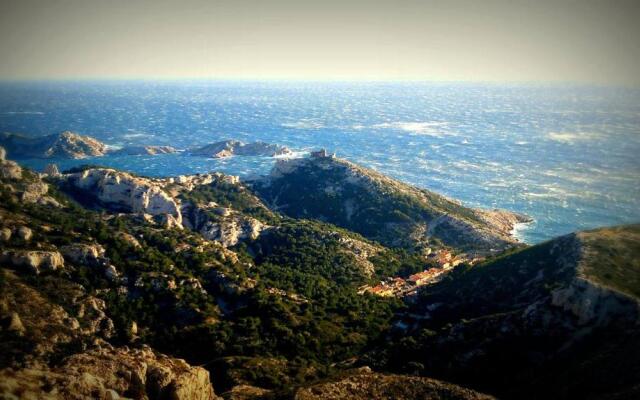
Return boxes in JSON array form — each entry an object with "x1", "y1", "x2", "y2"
[
  {"x1": 0, "y1": 346, "x2": 221, "y2": 400},
  {"x1": 7, "y1": 312, "x2": 26, "y2": 336},
  {"x1": 43, "y1": 163, "x2": 60, "y2": 176},
  {"x1": 45, "y1": 131, "x2": 108, "y2": 158},
  {"x1": 115, "y1": 231, "x2": 141, "y2": 248},
  {"x1": 0, "y1": 227, "x2": 11, "y2": 242},
  {"x1": 16, "y1": 226, "x2": 33, "y2": 241},
  {"x1": 1, "y1": 250, "x2": 65, "y2": 274},
  {"x1": 0, "y1": 160, "x2": 22, "y2": 180},
  {"x1": 65, "y1": 168, "x2": 182, "y2": 225},
  {"x1": 61, "y1": 243, "x2": 106, "y2": 266},
  {"x1": 20, "y1": 182, "x2": 49, "y2": 203},
  {"x1": 0, "y1": 145, "x2": 6, "y2": 160},
  {"x1": 190, "y1": 140, "x2": 291, "y2": 158}
]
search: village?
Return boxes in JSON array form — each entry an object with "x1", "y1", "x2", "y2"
[{"x1": 358, "y1": 249, "x2": 484, "y2": 298}]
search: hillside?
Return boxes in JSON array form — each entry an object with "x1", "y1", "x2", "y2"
[
  {"x1": 0, "y1": 150, "x2": 465, "y2": 398},
  {"x1": 294, "y1": 367, "x2": 494, "y2": 400},
  {"x1": 381, "y1": 225, "x2": 640, "y2": 399},
  {"x1": 2, "y1": 145, "x2": 639, "y2": 399},
  {"x1": 253, "y1": 154, "x2": 529, "y2": 255}
]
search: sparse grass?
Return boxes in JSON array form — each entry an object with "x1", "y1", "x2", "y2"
[{"x1": 579, "y1": 224, "x2": 640, "y2": 299}]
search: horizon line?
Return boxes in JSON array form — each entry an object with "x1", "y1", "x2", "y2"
[{"x1": 0, "y1": 76, "x2": 638, "y2": 89}]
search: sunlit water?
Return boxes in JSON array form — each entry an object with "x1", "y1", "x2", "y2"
[{"x1": 2, "y1": 80, "x2": 639, "y2": 244}]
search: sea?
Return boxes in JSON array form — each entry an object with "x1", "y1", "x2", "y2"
[{"x1": 1, "y1": 80, "x2": 639, "y2": 244}]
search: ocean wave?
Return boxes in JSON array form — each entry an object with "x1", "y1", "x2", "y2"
[
  {"x1": 371, "y1": 121, "x2": 454, "y2": 137},
  {"x1": 281, "y1": 119, "x2": 324, "y2": 129},
  {"x1": 546, "y1": 131, "x2": 602, "y2": 144},
  {"x1": 1, "y1": 111, "x2": 45, "y2": 115},
  {"x1": 274, "y1": 150, "x2": 308, "y2": 159},
  {"x1": 123, "y1": 132, "x2": 153, "y2": 139}
]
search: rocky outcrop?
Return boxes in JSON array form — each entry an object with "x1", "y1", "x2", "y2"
[
  {"x1": 111, "y1": 145, "x2": 178, "y2": 155},
  {"x1": 550, "y1": 276, "x2": 639, "y2": 325},
  {"x1": 46, "y1": 131, "x2": 108, "y2": 158},
  {"x1": 1, "y1": 250, "x2": 65, "y2": 274},
  {"x1": 190, "y1": 140, "x2": 291, "y2": 158},
  {"x1": 61, "y1": 243, "x2": 122, "y2": 281},
  {"x1": 61, "y1": 243, "x2": 106, "y2": 266},
  {"x1": 65, "y1": 168, "x2": 182, "y2": 225},
  {"x1": 0, "y1": 159, "x2": 22, "y2": 180},
  {"x1": 0, "y1": 346, "x2": 220, "y2": 400},
  {"x1": 335, "y1": 233, "x2": 381, "y2": 277},
  {"x1": 20, "y1": 181, "x2": 49, "y2": 203},
  {"x1": 181, "y1": 202, "x2": 265, "y2": 247},
  {"x1": 16, "y1": 226, "x2": 33, "y2": 241},
  {"x1": 43, "y1": 163, "x2": 60, "y2": 176},
  {"x1": 295, "y1": 368, "x2": 495, "y2": 400},
  {"x1": 0, "y1": 227, "x2": 11, "y2": 242},
  {"x1": 0, "y1": 145, "x2": 6, "y2": 160},
  {"x1": 0, "y1": 131, "x2": 108, "y2": 159}
]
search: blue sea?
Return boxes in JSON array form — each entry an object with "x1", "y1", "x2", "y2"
[{"x1": 1, "y1": 80, "x2": 639, "y2": 244}]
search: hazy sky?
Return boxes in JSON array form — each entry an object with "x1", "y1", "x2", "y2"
[{"x1": 1, "y1": 0, "x2": 639, "y2": 84}]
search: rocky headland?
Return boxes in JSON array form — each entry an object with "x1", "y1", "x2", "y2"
[
  {"x1": 189, "y1": 140, "x2": 292, "y2": 158},
  {"x1": 0, "y1": 132, "x2": 290, "y2": 160}
]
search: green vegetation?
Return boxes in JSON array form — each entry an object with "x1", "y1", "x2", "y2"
[
  {"x1": 253, "y1": 157, "x2": 505, "y2": 253},
  {"x1": 0, "y1": 167, "x2": 411, "y2": 393},
  {"x1": 578, "y1": 224, "x2": 640, "y2": 299},
  {"x1": 180, "y1": 179, "x2": 280, "y2": 224}
]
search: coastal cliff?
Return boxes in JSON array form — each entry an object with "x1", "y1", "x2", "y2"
[{"x1": 254, "y1": 155, "x2": 529, "y2": 255}]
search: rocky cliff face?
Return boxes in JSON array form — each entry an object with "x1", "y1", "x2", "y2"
[
  {"x1": 65, "y1": 168, "x2": 183, "y2": 224},
  {"x1": 190, "y1": 140, "x2": 291, "y2": 158},
  {"x1": 61, "y1": 167, "x2": 269, "y2": 248},
  {"x1": 255, "y1": 156, "x2": 525, "y2": 255},
  {"x1": 181, "y1": 203, "x2": 266, "y2": 247}
]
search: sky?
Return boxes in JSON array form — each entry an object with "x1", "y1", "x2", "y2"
[{"x1": 0, "y1": 0, "x2": 639, "y2": 85}]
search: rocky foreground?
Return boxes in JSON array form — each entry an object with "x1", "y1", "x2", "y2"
[{"x1": 1, "y1": 145, "x2": 639, "y2": 399}]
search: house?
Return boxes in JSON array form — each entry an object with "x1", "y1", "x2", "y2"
[
  {"x1": 368, "y1": 284, "x2": 394, "y2": 297},
  {"x1": 310, "y1": 148, "x2": 335, "y2": 158}
]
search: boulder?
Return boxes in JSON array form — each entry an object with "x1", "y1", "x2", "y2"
[
  {"x1": 7, "y1": 312, "x2": 26, "y2": 336},
  {"x1": 0, "y1": 145, "x2": 6, "y2": 160},
  {"x1": 61, "y1": 243, "x2": 106, "y2": 266},
  {"x1": 16, "y1": 226, "x2": 33, "y2": 241},
  {"x1": 0, "y1": 227, "x2": 11, "y2": 242},
  {"x1": 20, "y1": 182, "x2": 49, "y2": 203},
  {"x1": 1, "y1": 250, "x2": 65, "y2": 274},
  {"x1": 0, "y1": 160, "x2": 22, "y2": 180}
]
